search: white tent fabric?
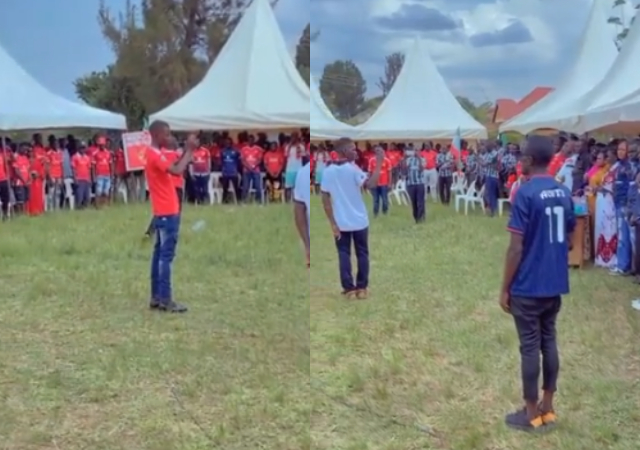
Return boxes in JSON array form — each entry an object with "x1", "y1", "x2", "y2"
[
  {"x1": 500, "y1": 0, "x2": 616, "y2": 134},
  {"x1": 356, "y1": 38, "x2": 487, "y2": 140},
  {"x1": 150, "y1": 0, "x2": 310, "y2": 131},
  {"x1": 310, "y1": 75, "x2": 356, "y2": 139},
  {"x1": 568, "y1": 6, "x2": 640, "y2": 133},
  {"x1": 0, "y1": 45, "x2": 126, "y2": 130}
]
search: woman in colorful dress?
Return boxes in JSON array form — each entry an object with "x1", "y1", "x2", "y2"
[
  {"x1": 594, "y1": 149, "x2": 618, "y2": 269},
  {"x1": 26, "y1": 144, "x2": 46, "y2": 216}
]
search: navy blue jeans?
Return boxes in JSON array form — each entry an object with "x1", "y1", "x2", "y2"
[
  {"x1": 484, "y1": 176, "x2": 499, "y2": 214},
  {"x1": 151, "y1": 214, "x2": 180, "y2": 303},
  {"x1": 371, "y1": 186, "x2": 389, "y2": 216},
  {"x1": 242, "y1": 171, "x2": 263, "y2": 202},
  {"x1": 335, "y1": 228, "x2": 369, "y2": 291},
  {"x1": 193, "y1": 174, "x2": 209, "y2": 203}
]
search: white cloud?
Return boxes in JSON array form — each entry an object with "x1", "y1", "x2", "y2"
[{"x1": 311, "y1": 0, "x2": 618, "y2": 102}]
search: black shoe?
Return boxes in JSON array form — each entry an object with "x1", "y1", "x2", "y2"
[
  {"x1": 154, "y1": 301, "x2": 188, "y2": 313},
  {"x1": 505, "y1": 408, "x2": 546, "y2": 433}
]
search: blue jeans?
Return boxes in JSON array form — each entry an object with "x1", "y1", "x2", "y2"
[
  {"x1": 242, "y1": 171, "x2": 263, "y2": 202},
  {"x1": 193, "y1": 174, "x2": 209, "y2": 203},
  {"x1": 484, "y1": 176, "x2": 499, "y2": 214},
  {"x1": 75, "y1": 180, "x2": 91, "y2": 207},
  {"x1": 371, "y1": 186, "x2": 389, "y2": 216},
  {"x1": 151, "y1": 214, "x2": 180, "y2": 303},
  {"x1": 616, "y1": 207, "x2": 632, "y2": 272}
]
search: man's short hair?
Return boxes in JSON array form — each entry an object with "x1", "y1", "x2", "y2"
[
  {"x1": 148, "y1": 120, "x2": 169, "y2": 134},
  {"x1": 334, "y1": 137, "x2": 353, "y2": 153},
  {"x1": 525, "y1": 135, "x2": 554, "y2": 168}
]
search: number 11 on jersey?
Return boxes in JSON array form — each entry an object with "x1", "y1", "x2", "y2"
[{"x1": 545, "y1": 206, "x2": 565, "y2": 243}]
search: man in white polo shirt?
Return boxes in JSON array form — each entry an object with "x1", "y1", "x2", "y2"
[
  {"x1": 321, "y1": 139, "x2": 383, "y2": 299},
  {"x1": 294, "y1": 162, "x2": 310, "y2": 267}
]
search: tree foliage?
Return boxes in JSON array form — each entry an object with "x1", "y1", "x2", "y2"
[
  {"x1": 319, "y1": 60, "x2": 367, "y2": 120},
  {"x1": 377, "y1": 52, "x2": 405, "y2": 97},
  {"x1": 295, "y1": 24, "x2": 313, "y2": 85},
  {"x1": 75, "y1": 0, "x2": 288, "y2": 127}
]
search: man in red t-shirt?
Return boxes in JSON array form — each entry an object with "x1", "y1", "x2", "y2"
[
  {"x1": 240, "y1": 135, "x2": 264, "y2": 203},
  {"x1": 72, "y1": 145, "x2": 93, "y2": 209},
  {"x1": 368, "y1": 146, "x2": 392, "y2": 217},
  {"x1": 145, "y1": 120, "x2": 194, "y2": 313},
  {"x1": 92, "y1": 136, "x2": 113, "y2": 208}
]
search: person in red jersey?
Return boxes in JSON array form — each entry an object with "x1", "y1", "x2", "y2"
[{"x1": 145, "y1": 120, "x2": 195, "y2": 313}]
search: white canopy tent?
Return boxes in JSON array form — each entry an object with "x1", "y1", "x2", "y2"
[
  {"x1": 499, "y1": 0, "x2": 616, "y2": 134},
  {"x1": 149, "y1": 0, "x2": 310, "y2": 131},
  {"x1": 567, "y1": 6, "x2": 640, "y2": 133},
  {"x1": 0, "y1": 45, "x2": 126, "y2": 130},
  {"x1": 356, "y1": 38, "x2": 487, "y2": 141},
  {"x1": 310, "y1": 75, "x2": 356, "y2": 140}
]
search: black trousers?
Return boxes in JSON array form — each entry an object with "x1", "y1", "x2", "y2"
[
  {"x1": 335, "y1": 228, "x2": 369, "y2": 292},
  {"x1": 511, "y1": 296, "x2": 562, "y2": 402},
  {"x1": 438, "y1": 176, "x2": 452, "y2": 204},
  {"x1": 220, "y1": 175, "x2": 240, "y2": 203},
  {"x1": 406, "y1": 184, "x2": 425, "y2": 222},
  {"x1": 0, "y1": 180, "x2": 10, "y2": 217}
]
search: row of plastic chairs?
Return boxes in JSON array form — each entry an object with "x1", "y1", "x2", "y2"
[{"x1": 386, "y1": 175, "x2": 510, "y2": 216}]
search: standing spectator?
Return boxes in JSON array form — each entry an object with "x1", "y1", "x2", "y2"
[
  {"x1": 404, "y1": 147, "x2": 426, "y2": 223},
  {"x1": 46, "y1": 138, "x2": 64, "y2": 211},
  {"x1": 436, "y1": 144, "x2": 454, "y2": 205},
  {"x1": 12, "y1": 145, "x2": 31, "y2": 216},
  {"x1": 320, "y1": 139, "x2": 383, "y2": 300},
  {"x1": 367, "y1": 145, "x2": 391, "y2": 217},
  {"x1": 220, "y1": 138, "x2": 240, "y2": 203},
  {"x1": 0, "y1": 143, "x2": 12, "y2": 220},
  {"x1": 241, "y1": 135, "x2": 264, "y2": 203},
  {"x1": 72, "y1": 145, "x2": 92, "y2": 209},
  {"x1": 482, "y1": 142, "x2": 500, "y2": 216},
  {"x1": 92, "y1": 137, "x2": 113, "y2": 208},
  {"x1": 145, "y1": 121, "x2": 195, "y2": 313},
  {"x1": 191, "y1": 144, "x2": 211, "y2": 204},
  {"x1": 264, "y1": 142, "x2": 285, "y2": 202}
]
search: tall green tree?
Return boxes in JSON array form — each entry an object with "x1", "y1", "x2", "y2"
[
  {"x1": 319, "y1": 60, "x2": 366, "y2": 120},
  {"x1": 377, "y1": 52, "x2": 405, "y2": 97},
  {"x1": 75, "y1": 0, "x2": 278, "y2": 126},
  {"x1": 295, "y1": 24, "x2": 312, "y2": 84}
]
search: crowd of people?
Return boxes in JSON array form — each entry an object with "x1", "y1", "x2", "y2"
[
  {"x1": 309, "y1": 134, "x2": 640, "y2": 285},
  {"x1": 0, "y1": 130, "x2": 311, "y2": 220}
]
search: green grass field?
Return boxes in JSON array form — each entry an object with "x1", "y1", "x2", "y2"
[{"x1": 1, "y1": 199, "x2": 639, "y2": 450}]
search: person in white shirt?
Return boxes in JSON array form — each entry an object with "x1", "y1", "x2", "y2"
[
  {"x1": 294, "y1": 163, "x2": 310, "y2": 267},
  {"x1": 320, "y1": 139, "x2": 383, "y2": 300}
]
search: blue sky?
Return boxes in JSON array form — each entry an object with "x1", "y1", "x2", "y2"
[
  {"x1": 0, "y1": 0, "x2": 632, "y2": 105},
  {"x1": 0, "y1": 0, "x2": 305, "y2": 101},
  {"x1": 311, "y1": 0, "x2": 631, "y2": 102}
]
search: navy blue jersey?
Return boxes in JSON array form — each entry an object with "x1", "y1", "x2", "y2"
[{"x1": 507, "y1": 175, "x2": 576, "y2": 298}]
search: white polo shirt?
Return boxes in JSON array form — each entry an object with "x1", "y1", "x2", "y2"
[
  {"x1": 320, "y1": 162, "x2": 369, "y2": 232},
  {"x1": 294, "y1": 163, "x2": 311, "y2": 236}
]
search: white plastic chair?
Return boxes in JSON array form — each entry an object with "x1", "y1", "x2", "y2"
[
  {"x1": 498, "y1": 198, "x2": 510, "y2": 216},
  {"x1": 209, "y1": 172, "x2": 222, "y2": 205},
  {"x1": 391, "y1": 179, "x2": 410, "y2": 205},
  {"x1": 454, "y1": 184, "x2": 485, "y2": 215},
  {"x1": 117, "y1": 181, "x2": 128, "y2": 204},
  {"x1": 451, "y1": 174, "x2": 467, "y2": 196}
]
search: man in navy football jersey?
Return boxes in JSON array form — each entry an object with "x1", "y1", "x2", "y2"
[{"x1": 500, "y1": 135, "x2": 576, "y2": 432}]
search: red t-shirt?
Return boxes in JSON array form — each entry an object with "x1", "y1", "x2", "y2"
[
  {"x1": 264, "y1": 152, "x2": 284, "y2": 176},
  {"x1": 46, "y1": 149, "x2": 64, "y2": 179},
  {"x1": 115, "y1": 149, "x2": 127, "y2": 176},
  {"x1": 192, "y1": 147, "x2": 210, "y2": 173},
  {"x1": 165, "y1": 150, "x2": 184, "y2": 189},
  {"x1": 242, "y1": 146, "x2": 263, "y2": 172},
  {"x1": 0, "y1": 152, "x2": 8, "y2": 182},
  {"x1": 93, "y1": 150, "x2": 112, "y2": 177},
  {"x1": 72, "y1": 154, "x2": 92, "y2": 181},
  {"x1": 13, "y1": 155, "x2": 31, "y2": 186},
  {"x1": 368, "y1": 157, "x2": 391, "y2": 186},
  {"x1": 145, "y1": 147, "x2": 180, "y2": 216}
]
